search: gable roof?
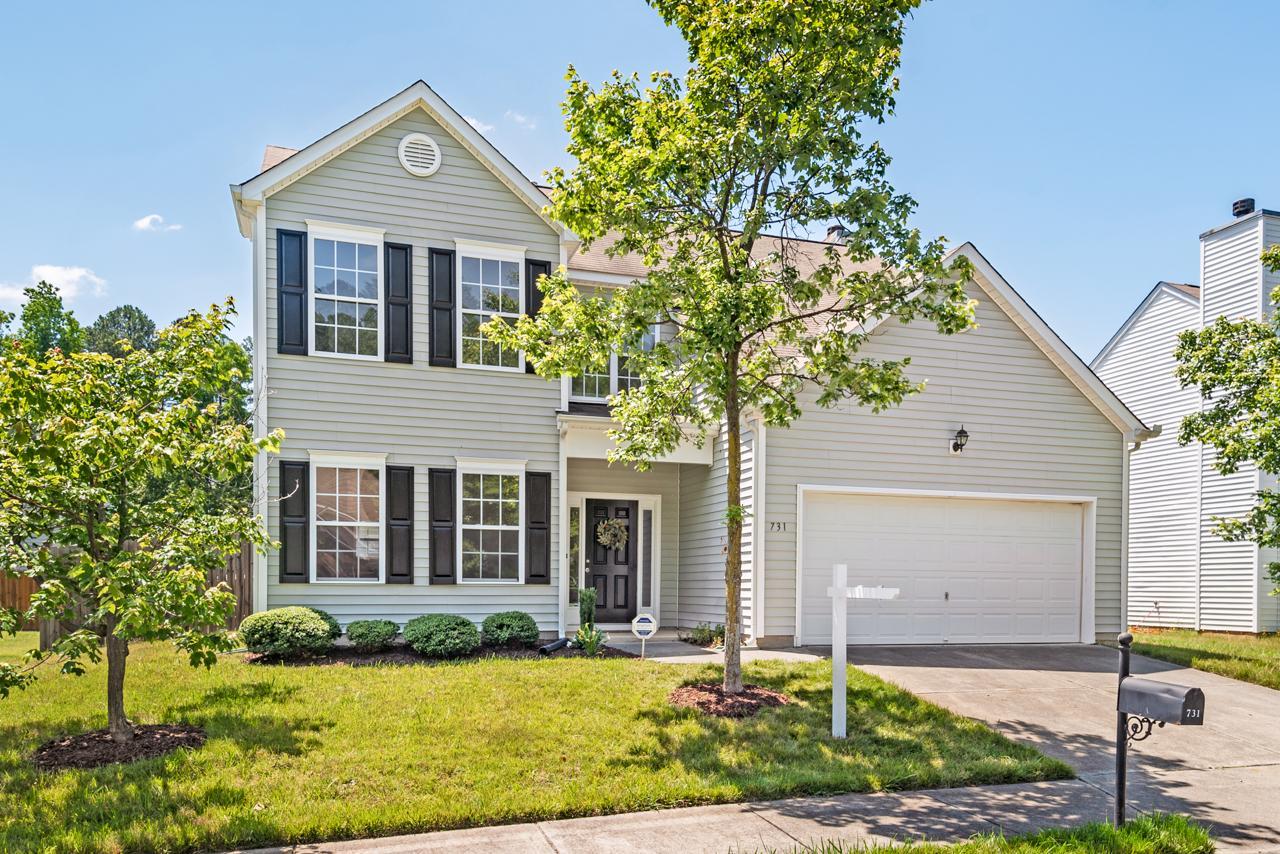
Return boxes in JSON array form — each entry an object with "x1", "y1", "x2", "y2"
[
  {"x1": 943, "y1": 243, "x2": 1150, "y2": 439},
  {"x1": 260, "y1": 145, "x2": 299, "y2": 172},
  {"x1": 1091, "y1": 280, "x2": 1201, "y2": 370},
  {"x1": 229, "y1": 80, "x2": 574, "y2": 246}
]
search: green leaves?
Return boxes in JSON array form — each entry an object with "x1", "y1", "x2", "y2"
[
  {"x1": 0, "y1": 299, "x2": 276, "y2": 698},
  {"x1": 1176, "y1": 250, "x2": 1280, "y2": 595}
]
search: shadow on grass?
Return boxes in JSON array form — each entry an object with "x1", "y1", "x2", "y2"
[
  {"x1": 0, "y1": 678, "x2": 332, "y2": 851},
  {"x1": 615, "y1": 663, "x2": 1070, "y2": 803}
]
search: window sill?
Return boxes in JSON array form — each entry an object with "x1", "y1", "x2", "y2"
[
  {"x1": 309, "y1": 350, "x2": 384, "y2": 363},
  {"x1": 310, "y1": 578, "x2": 385, "y2": 584},
  {"x1": 459, "y1": 362, "x2": 526, "y2": 374},
  {"x1": 458, "y1": 578, "x2": 526, "y2": 585}
]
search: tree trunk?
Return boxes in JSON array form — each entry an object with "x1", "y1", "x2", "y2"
[
  {"x1": 105, "y1": 625, "x2": 132, "y2": 742},
  {"x1": 723, "y1": 364, "x2": 745, "y2": 694}
]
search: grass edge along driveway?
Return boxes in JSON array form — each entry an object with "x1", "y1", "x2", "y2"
[
  {"x1": 1130, "y1": 628, "x2": 1280, "y2": 690},
  {"x1": 761, "y1": 814, "x2": 1212, "y2": 853},
  {"x1": 0, "y1": 635, "x2": 1069, "y2": 853}
]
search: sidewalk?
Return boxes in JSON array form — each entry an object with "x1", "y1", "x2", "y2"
[{"x1": 237, "y1": 779, "x2": 1128, "y2": 854}]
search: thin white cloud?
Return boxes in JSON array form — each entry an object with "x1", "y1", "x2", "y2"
[
  {"x1": 0, "y1": 264, "x2": 107, "y2": 307},
  {"x1": 133, "y1": 213, "x2": 182, "y2": 232},
  {"x1": 464, "y1": 115, "x2": 494, "y2": 134},
  {"x1": 504, "y1": 109, "x2": 536, "y2": 130}
]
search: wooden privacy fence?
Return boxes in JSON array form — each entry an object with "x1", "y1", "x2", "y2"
[{"x1": 0, "y1": 541, "x2": 255, "y2": 649}]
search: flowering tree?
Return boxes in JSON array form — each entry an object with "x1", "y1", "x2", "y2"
[
  {"x1": 0, "y1": 301, "x2": 280, "y2": 741},
  {"x1": 488, "y1": 0, "x2": 974, "y2": 692}
]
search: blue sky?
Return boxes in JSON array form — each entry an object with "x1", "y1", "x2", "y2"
[{"x1": 2, "y1": 0, "x2": 1277, "y2": 358}]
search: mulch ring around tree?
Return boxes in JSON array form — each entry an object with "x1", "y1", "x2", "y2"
[
  {"x1": 669, "y1": 682, "x2": 791, "y2": 718},
  {"x1": 32, "y1": 724, "x2": 206, "y2": 771},
  {"x1": 244, "y1": 643, "x2": 637, "y2": 667}
]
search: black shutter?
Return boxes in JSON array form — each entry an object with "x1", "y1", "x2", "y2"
[
  {"x1": 525, "y1": 471, "x2": 551, "y2": 584},
  {"x1": 385, "y1": 243, "x2": 413, "y2": 363},
  {"x1": 386, "y1": 465, "x2": 414, "y2": 584},
  {"x1": 277, "y1": 229, "x2": 308, "y2": 355},
  {"x1": 428, "y1": 248, "x2": 456, "y2": 367},
  {"x1": 279, "y1": 460, "x2": 309, "y2": 583},
  {"x1": 428, "y1": 468, "x2": 457, "y2": 584},
  {"x1": 525, "y1": 259, "x2": 552, "y2": 374}
]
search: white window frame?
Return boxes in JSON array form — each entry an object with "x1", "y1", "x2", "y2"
[
  {"x1": 306, "y1": 219, "x2": 386, "y2": 362},
  {"x1": 568, "y1": 322, "x2": 660, "y2": 403},
  {"x1": 455, "y1": 456, "x2": 528, "y2": 584},
  {"x1": 307, "y1": 450, "x2": 388, "y2": 584},
  {"x1": 455, "y1": 239, "x2": 526, "y2": 373}
]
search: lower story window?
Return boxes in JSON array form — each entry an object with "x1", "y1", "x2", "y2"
[
  {"x1": 314, "y1": 461, "x2": 382, "y2": 581},
  {"x1": 460, "y1": 471, "x2": 521, "y2": 581}
]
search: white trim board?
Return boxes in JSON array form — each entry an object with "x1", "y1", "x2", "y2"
[{"x1": 792, "y1": 484, "x2": 1098, "y2": 646}]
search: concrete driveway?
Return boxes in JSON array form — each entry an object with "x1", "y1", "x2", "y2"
[{"x1": 848, "y1": 644, "x2": 1280, "y2": 851}]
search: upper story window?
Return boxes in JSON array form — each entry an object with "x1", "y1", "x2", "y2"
[
  {"x1": 456, "y1": 241, "x2": 525, "y2": 371},
  {"x1": 570, "y1": 323, "x2": 660, "y2": 402},
  {"x1": 307, "y1": 221, "x2": 385, "y2": 360}
]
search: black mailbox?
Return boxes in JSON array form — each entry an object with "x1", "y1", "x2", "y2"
[{"x1": 1118, "y1": 677, "x2": 1205, "y2": 726}]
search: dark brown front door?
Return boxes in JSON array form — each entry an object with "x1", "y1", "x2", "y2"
[{"x1": 586, "y1": 498, "x2": 638, "y2": 623}]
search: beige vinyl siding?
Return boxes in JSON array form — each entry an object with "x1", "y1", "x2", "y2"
[
  {"x1": 764, "y1": 277, "x2": 1125, "y2": 640},
  {"x1": 566, "y1": 458, "x2": 680, "y2": 624},
  {"x1": 262, "y1": 108, "x2": 563, "y2": 630},
  {"x1": 1093, "y1": 287, "x2": 1200, "y2": 628},
  {"x1": 677, "y1": 423, "x2": 755, "y2": 633}
]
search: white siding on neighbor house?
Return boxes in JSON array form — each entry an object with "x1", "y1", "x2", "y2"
[
  {"x1": 1093, "y1": 287, "x2": 1201, "y2": 628},
  {"x1": 677, "y1": 422, "x2": 755, "y2": 634},
  {"x1": 763, "y1": 278, "x2": 1125, "y2": 642},
  {"x1": 1201, "y1": 217, "x2": 1262, "y2": 325},
  {"x1": 1196, "y1": 214, "x2": 1272, "y2": 632},
  {"x1": 1258, "y1": 471, "x2": 1280, "y2": 632},
  {"x1": 262, "y1": 108, "x2": 564, "y2": 630},
  {"x1": 565, "y1": 458, "x2": 680, "y2": 624}
]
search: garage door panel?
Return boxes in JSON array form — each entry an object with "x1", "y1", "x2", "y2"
[{"x1": 801, "y1": 492, "x2": 1084, "y2": 645}]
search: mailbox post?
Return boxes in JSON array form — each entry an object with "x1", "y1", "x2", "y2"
[
  {"x1": 1114, "y1": 633, "x2": 1206, "y2": 826},
  {"x1": 827, "y1": 564, "x2": 899, "y2": 739}
]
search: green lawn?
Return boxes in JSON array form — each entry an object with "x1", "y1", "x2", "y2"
[
  {"x1": 1, "y1": 633, "x2": 1068, "y2": 854},
  {"x1": 1131, "y1": 629, "x2": 1280, "y2": 690},
  {"x1": 766, "y1": 814, "x2": 1212, "y2": 853}
]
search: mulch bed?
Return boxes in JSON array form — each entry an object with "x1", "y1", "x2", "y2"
[
  {"x1": 669, "y1": 682, "x2": 791, "y2": 718},
  {"x1": 245, "y1": 643, "x2": 636, "y2": 667},
  {"x1": 32, "y1": 724, "x2": 205, "y2": 771}
]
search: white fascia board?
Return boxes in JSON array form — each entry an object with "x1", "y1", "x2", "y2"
[
  {"x1": 229, "y1": 80, "x2": 574, "y2": 242},
  {"x1": 943, "y1": 242, "x2": 1148, "y2": 436},
  {"x1": 1091, "y1": 282, "x2": 1200, "y2": 369},
  {"x1": 566, "y1": 269, "x2": 643, "y2": 288}
]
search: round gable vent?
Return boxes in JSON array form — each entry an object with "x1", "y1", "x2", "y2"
[{"x1": 398, "y1": 132, "x2": 442, "y2": 177}]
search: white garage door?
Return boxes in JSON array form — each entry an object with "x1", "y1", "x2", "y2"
[{"x1": 800, "y1": 492, "x2": 1084, "y2": 645}]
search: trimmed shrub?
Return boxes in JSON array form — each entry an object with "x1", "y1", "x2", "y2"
[
  {"x1": 306, "y1": 607, "x2": 342, "y2": 641},
  {"x1": 346, "y1": 619, "x2": 398, "y2": 653},
  {"x1": 403, "y1": 613, "x2": 480, "y2": 658},
  {"x1": 481, "y1": 611, "x2": 540, "y2": 648},
  {"x1": 239, "y1": 607, "x2": 334, "y2": 658}
]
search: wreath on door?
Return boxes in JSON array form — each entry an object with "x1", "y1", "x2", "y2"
[{"x1": 596, "y1": 517, "x2": 629, "y2": 551}]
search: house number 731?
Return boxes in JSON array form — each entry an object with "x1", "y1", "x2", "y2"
[{"x1": 769, "y1": 521, "x2": 788, "y2": 533}]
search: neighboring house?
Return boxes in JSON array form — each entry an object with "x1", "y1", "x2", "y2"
[
  {"x1": 1094, "y1": 200, "x2": 1280, "y2": 634},
  {"x1": 230, "y1": 80, "x2": 1148, "y2": 646}
]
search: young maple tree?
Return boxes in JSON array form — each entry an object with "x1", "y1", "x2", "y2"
[
  {"x1": 487, "y1": 0, "x2": 975, "y2": 692},
  {"x1": 0, "y1": 301, "x2": 279, "y2": 741},
  {"x1": 1176, "y1": 246, "x2": 1280, "y2": 598}
]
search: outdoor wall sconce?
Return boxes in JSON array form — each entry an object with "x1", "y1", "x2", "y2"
[{"x1": 950, "y1": 426, "x2": 970, "y2": 454}]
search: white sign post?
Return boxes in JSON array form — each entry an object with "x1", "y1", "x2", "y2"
[
  {"x1": 827, "y1": 563, "x2": 900, "y2": 739},
  {"x1": 631, "y1": 613, "x2": 658, "y2": 659}
]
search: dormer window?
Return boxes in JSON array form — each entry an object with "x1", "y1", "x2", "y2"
[{"x1": 570, "y1": 324, "x2": 659, "y2": 403}]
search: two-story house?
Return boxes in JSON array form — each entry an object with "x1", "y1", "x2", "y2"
[
  {"x1": 1094, "y1": 199, "x2": 1280, "y2": 634},
  {"x1": 230, "y1": 81, "x2": 1148, "y2": 646}
]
